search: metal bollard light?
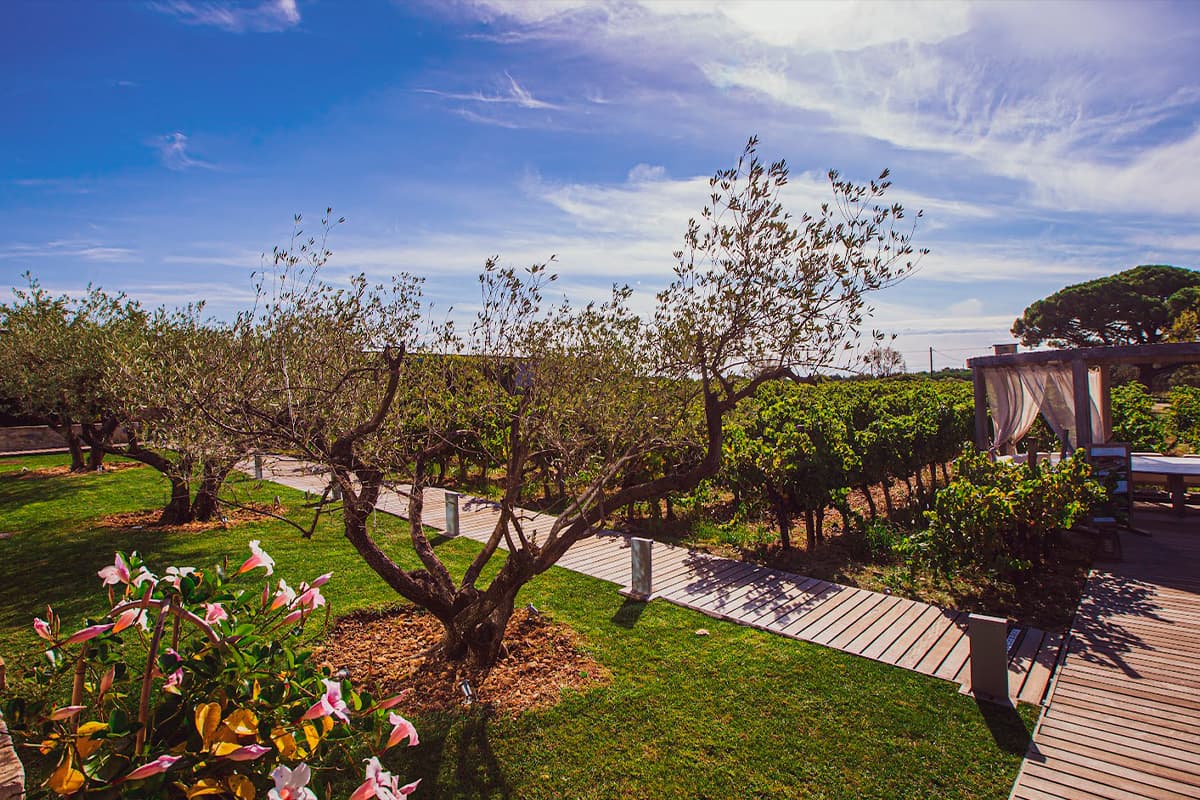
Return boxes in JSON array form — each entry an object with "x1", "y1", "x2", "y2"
[
  {"x1": 620, "y1": 537, "x2": 653, "y2": 601},
  {"x1": 444, "y1": 491, "x2": 460, "y2": 537},
  {"x1": 967, "y1": 613, "x2": 1011, "y2": 705},
  {"x1": 253, "y1": 454, "x2": 263, "y2": 480}
]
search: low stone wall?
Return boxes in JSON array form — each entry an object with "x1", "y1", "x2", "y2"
[{"x1": 0, "y1": 425, "x2": 128, "y2": 456}]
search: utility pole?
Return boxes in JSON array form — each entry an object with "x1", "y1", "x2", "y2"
[{"x1": 929, "y1": 346, "x2": 934, "y2": 375}]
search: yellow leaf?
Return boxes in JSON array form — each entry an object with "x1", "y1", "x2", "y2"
[
  {"x1": 210, "y1": 741, "x2": 242, "y2": 757},
  {"x1": 39, "y1": 734, "x2": 60, "y2": 755},
  {"x1": 270, "y1": 726, "x2": 297, "y2": 759},
  {"x1": 301, "y1": 722, "x2": 320, "y2": 753},
  {"x1": 222, "y1": 708, "x2": 259, "y2": 737},
  {"x1": 228, "y1": 773, "x2": 256, "y2": 800},
  {"x1": 48, "y1": 756, "x2": 85, "y2": 796},
  {"x1": 320, "y1": 715, "x2": 334, "y2": 734},
  {"x1": 194, "y1": 702, "x2": 221, "y2": 748},
  {"x1": 252, "y1": 680, "x2": 261, "y2": 701},
  {"x1": 186, "y1": 778, "x2": 225, "y2": 798},
  {"x1": 75, "y1": 722, "x2": 107, "y2": 760}
]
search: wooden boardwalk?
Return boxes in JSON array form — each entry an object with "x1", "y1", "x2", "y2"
[
  {"x1": 1011, "y1": 509, "x2": 1200, "y2": 800},
  {"x1": 246, "y1": 457, "x2": 1061, "y2": 703}
]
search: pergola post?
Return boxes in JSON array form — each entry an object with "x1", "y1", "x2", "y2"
[
  {"x1": 1071, "y1": 358, "x2": 1093, "y2": 448},
  {"x1": 1096, "y1": 365, "x2": 1112, "y2": 443},
  {"x1": 972, "y1": 367, "x2": 990, "y2": 450}
]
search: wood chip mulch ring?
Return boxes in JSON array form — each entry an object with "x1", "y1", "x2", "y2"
[
  {"x1": 13, "y1": 461, "x2": 145, "y2": 479},
  {"x1": 96, "y1": 503, "x2": 288, "y2": 534},
  {"x1": 316, "y1": 604, "x2": 611, "y2": 717}
]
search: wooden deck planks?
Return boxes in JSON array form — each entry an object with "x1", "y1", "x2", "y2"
[{"x1": 1010, "y1": 509, "x2": 1200, "y2": 800}]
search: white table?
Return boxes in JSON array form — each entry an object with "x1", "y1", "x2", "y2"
[{"x1": 1131, "y1": 454, "x2": 1200, "y2": 515}]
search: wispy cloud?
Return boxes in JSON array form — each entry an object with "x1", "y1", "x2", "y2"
[
  {"x1": 152, "y1": 0, "x2": 300, "y2": 33},
  {"x1": 154, "y1": 132, "x2": 217, "y2": 171},
  {"x1": 418, "y1": 72, "x2": 562, "y2": 110},
  {"x1": 0, "y1": 240, "x2": 139, "y2": 263},
  {"x1": 8, "y1": 178, "x2": 93, "y2": 195}
]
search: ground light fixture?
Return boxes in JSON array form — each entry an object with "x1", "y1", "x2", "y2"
[{"x1": 459, "y1": 678, "x2": 475, "y2": 705}]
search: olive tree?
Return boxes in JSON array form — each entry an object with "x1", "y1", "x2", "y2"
[
  {"x1": 101, "y1": 305, "x2": 249, "y2": 524},
  {"x1": 0, "y1": 276, "x2": 138, "y2": 471},
  {"x1": 232, "y1": 141, "x2": 923, "y2": 667}
]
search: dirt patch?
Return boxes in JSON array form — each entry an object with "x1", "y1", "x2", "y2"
[
  {"x1": 15, "y1": 461, "x2": 145, "y2": 479},
  {"x1": 316, "y1": 605, "x2": 610, "y2": 716},
  {"x1": 97, "y1": 503, "x2": 287, "y2": 533}
]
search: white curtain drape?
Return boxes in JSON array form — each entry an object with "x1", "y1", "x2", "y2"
[
  {"x1": 985, "y1": 364, "x2": 1106, "y2": 450},
  {"x1": 984, "y1": 366, "x2": 1048, "y2": 452}
]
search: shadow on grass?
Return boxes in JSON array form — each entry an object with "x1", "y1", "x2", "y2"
[
  {"x1": 409, "y1": 709, "x2": 511, "y2": 800},
  {"x1": 974, "y1": 698, "x2": 1033, "y2": 756},
  {"x1": 611, "y1": 598, "x2": 646, "y2": 628}
]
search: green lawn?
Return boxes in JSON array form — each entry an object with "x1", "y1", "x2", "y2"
[{"x1": 0, "y1": 454, "x2": 1037, "y2": 799}]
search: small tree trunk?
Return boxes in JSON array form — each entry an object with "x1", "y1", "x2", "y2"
[
  {"x1": 49, "y1": 418, "x2": 86, "y2": 472},
  {"x1": 191, "y1": 462, "x2": 230, "y2": 522},
  {"x1": 881, "y1": 482, "x2": 895, "y2": 517},
  {"x1": 837, "y1": 504, "x2": 853, "y2": 534},
  {"x1": 815, "y1": 507, "x2": 826, "y2": 543},
  {"x1": 860, "y1": 484, "x2": 877, "y2": 518},
  {"x1": 804, "y1": 509, "x2": 817, "y2": 550},
  {"x1": 775, "y1": 505, "x2": 791, "y2": 550},
  {"x1": 441, "y1": 575, "x2": 523, "y2": 668},
  {"x1": 665, "y1": 495, "x2": 675, "y2": 521},
  {"x1": 941, "y1": 461, "x2": 951, "y2": 484},
  {"x1": 904, "y1": 475, "x2": 915, "y2": 500},
  {"x1": 913, "y1": 469, "x2": 926, "y2": 501},
  {"x1": 929, "y1": 462, "x2": 939, "y2": 490},
  {"x1": 159, "y1": 476, "x2": 193, "y2": 525}
]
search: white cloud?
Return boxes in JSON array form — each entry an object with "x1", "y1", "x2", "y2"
[
  {"x1": 152, "y1": 0, "x2": 300, "y2": 33},
  {"x1": 469, "y1": 0, "x2": 971, "y2": 53},
  {"x1": 948, "y1": 298, "x2": 983, "y2": 317},
  {"x1": 155, "y1": 132, "x2": 216, "y2": 171},
  {"x1": 0, "y1": 240, "x2": 139, "y2": 262},
  {"x1": 418, "y1": 72, "x2": 561, "y2": 110}
]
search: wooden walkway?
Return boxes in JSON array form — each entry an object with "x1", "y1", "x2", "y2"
[
  {"x1": 246, "y1": 457, "x2": 1061, "y2": 703},
  {"x1": 1011, "y1": 509, "x2": 1200, "y2": 800}
]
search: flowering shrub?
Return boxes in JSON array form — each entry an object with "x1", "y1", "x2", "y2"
[{"x1": 1, "y1": 542, "x2": 419, "y2": 799}]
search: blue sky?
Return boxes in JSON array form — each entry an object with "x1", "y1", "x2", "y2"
[{"x1": 4, "y1": 0, "x2": 1200, "y2": 370}]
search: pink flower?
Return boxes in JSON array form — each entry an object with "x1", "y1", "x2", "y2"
[
  {"x1": 386, "y1": 712, "x2": 419, "y2": 749},
  {"x1": 309, "y1": 572, "x2": 333, "y2": 588},
  {"x1": 162, "y1": 668, "x2": 184, "y2": 694},
  {"x1": 123, "y1": 754, "x2": 181, "y2": 782},
  {"x1": 203, "y1": 602, "x2": 228, "y2": 624},
  {"x1": 281, "y1": 608, "x2": 305, "y2": 626},
  {"x1": 49, "y1": 705, "x2": 85, "y2": 721},
  {"x1": 112, "y1": 607, "x2": 147, "y2": 633},
  {"x1": 65, "y1": 623, "x2": 113, "y2": 644},
  {"x1": 295, "y1": 585, "x2": 325, "y2": 611},
  {"x1": 271, "y1": 580, "x2": 297, "y2": 611},
  {"x1": 350, "y1": 757, "x2": 419, "y2": 800},
  {"x1": 164, "y1": 566, "x2": 196, "y2": 588},
  {"x1": 33, "y1": 617, "x2": 53, "y2": 641},
  {"x1": 269, "y1": 763, "x2": 316, "y2": 800},
  {"x1": 238, "y1": 540, "x2": 275, "y2": 576},
  {"x1": 223, "y1": 744, "x2": 271, "y2": 761},
  {"x1": 98, "y1": 553, "x2": 131, "y2": 586},
  {"x1": 132, "y1": 566, "x2": 157, "y2": 587},
  {"x1": 373, "y1": 691, "x2": 412, "y2": 711},
  {"x1": 301, "y1": 678, "x2": 350, "y2": 723}
]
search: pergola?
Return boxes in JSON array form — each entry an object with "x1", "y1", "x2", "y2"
[{"x1": 966, "y1": 342, "x2": 1200, "y2": 452}]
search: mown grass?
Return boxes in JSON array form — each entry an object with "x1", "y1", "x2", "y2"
[{"x1": 0, "y1": 453, "x2": 1037, "y2": 799}]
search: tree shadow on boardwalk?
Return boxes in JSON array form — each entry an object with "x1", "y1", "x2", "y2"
[{"x1": 1066, "y1": 571, "x2": 1159, "y2": 678}]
